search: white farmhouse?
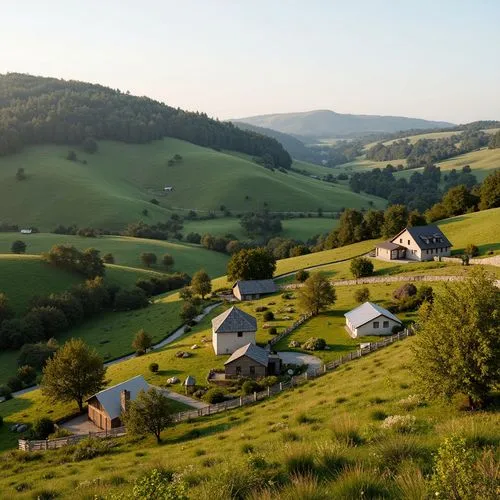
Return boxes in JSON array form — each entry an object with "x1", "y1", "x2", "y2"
[
  {"x1": 375, "y1": 225, "x2": 452, "y2": 262},
  {"x1": 211, "y1": 306, "x2": 257, "y2": 355},
  {"x1": 344, "y1": 302, "x2": 402, "y2": 338}
]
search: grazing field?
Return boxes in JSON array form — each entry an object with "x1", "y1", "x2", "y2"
[
  {"x1": 0, "y1": 140, "x2": 384, "y2": 231},
  {"x1": 0, "y1": 329, "x2": 497, "y2": 498},
  {"x1": 183, "y1": 217, "x2": 339, "y2": 241},
  {"x1": 0, "y1": 233, "x2": 229, "y2": 277}
]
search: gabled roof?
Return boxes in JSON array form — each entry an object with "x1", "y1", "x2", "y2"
[
  {"x1": 212, "y1": 306, "x2": 257, "y2": 334},
  {"x1": 391, "y1": 225, "x2": 452, "y2": 250},
  {"x1": 224, "y1": 343, "x2": 269, "y2": 366},
  {"x1": 376, "y1": 241, "x2": 406, "y2": 251},
  {"x1": 344, "y1": 302, "x2": 402, "y2": 329},
  {"x1": 87, "y1": 375, "x2": 149, "y2": 420},
  {"x1": 233, "y1": 280, "x2": 277, "y2": 295}
]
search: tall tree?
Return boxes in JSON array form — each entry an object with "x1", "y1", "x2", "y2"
[
  {"x1": 132, "y1": 329, "x2": 153, "y2": 354},
  {"x1": 191, "y1": 269, "x2": 212, "y2": 299},
  {"x1": 298, "y1": 273, "x2": 336, "y2": 316},
  {"x1": 123, "y1": 388, "x2": 174, "y2": 443},
  {"x1": 141, "y1": 252, "x2": 157, "y2": 268},
  {"x1": 412, "y1": 268, "x2": 500, "y2": 408},
  {"x1": 479, "y1": 170, "x2": 500, "y2": 210},
  {"x1": 381, "y1": 204, "x2": 409, "y2": 238},
  {"x1": 227, "y1": 248, "x2": 276, "y2": 281},
  {"x1": 41, "y1": 338, "x2": 106, "y2": 412}
]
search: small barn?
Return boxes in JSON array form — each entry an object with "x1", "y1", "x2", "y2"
[
  {"x1": 86, "y1": 375, "x2": 149, "y2": 430},
  {"x1": 232, "y1": 280, "x2": 277, "y2": 301},
  {"x1": 212, "y1": 306, "x2": 257, "y2": 355},
  {"x1": 224, "y1": 343, "x2": 281, "y2": 378},
  {"x1": 344, "y1": 302, "x2": 402, "y2": 338}
]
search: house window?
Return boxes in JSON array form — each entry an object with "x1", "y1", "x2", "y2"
[
  {"x1": 408, "y1": 239, "x2": 410, "y2": 245},
  {"x1": 250, "y1": 366, "x2": 255, "y2": 375},
  {"x1": 400, "y1": 238, "x2": 402, "y2": 243},
  {"x1": 237, "y1": 332, "x2": 243, "y2": 337},
  {"x1": 373, "y1": 321, "x2": 379, "y2": 328},
  {"x1": 236, "y1": 366, "x2": 241, "y2": 375},
  {"x1": 383, "y1": 321, "x2": 389, "y2": 328}
]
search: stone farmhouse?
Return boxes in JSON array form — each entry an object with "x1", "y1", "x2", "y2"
[
  {"x1": 232, "y1": 279, "x2": 277, "y2": 301},
  {"x1": 345, "y1": 302, "x2": 402, "y2": 338},
  {"x1": 211, "y1": 306, "x2": 257, "y2": 355},
  {"x1": 224, "y1": 343, "x2": 282, "y2": 378},
  {"x1": 375, "y1": 225, "x2": 452, "y2": 262},
  {"x1": 86, "y1": 375, "x2": 149, "y2": 430}
]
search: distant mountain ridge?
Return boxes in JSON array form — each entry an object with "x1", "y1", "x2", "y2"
[{"x1": 233, "y1": 109, "x2": 455, "y2": 139}]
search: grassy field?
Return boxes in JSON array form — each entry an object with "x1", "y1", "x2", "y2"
[
  {"x1": 183, "y1": 217, "x2": 339, "y2": 241},
  {"x1": 0, "y1": 233, "x2": 229, "y2": 277},
  {"x1": 0, "y1": 140, "x2": 384, "y2": 231},
  {"x1": 0, "y1": 329, "x2": 497, "y2": 498}
]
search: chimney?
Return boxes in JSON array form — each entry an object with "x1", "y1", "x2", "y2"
[{"x1": 120, "y1": 389, "x2": 130, "y2": 413}]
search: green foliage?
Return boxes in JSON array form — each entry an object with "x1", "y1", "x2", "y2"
[
  {"x1": 302, "y1": 337, "x2": 327, "y2": 351},
  {"x1": 72, "y1": 436, "x2": 110, "y2": 461},
  {"x1": 132, "y1": 329, "x2": 153, "y2": 354},
  {"x1": 162, "y1": 253, "x2": 174, "y2": 270},
  {"x1": 113, "y1": 287, "x2": 148, "y2": 311},
  {"x1": 354, "y1": 287, "x2": 370, "y2": 303},
  {"x1": 412, "y1": 268, "x2": 500, "y2": 406},
  {"x1": 102, "y1": 253, "x2": 115, "y2": 264},
  {"x1": 140, "y1": 252, "x2": 157, "y2": 268},
  {"x1": 465, "y1": 244, "x2": 479, "y2": 257},
  {"x1": 479, "y1": 170, "x2": 500, "y2": 210},
  {"x1": 240, "y1": 211, "x2": 282, "y2": 238},
  {"x1": 10, "y1": 240, "x2": 26, "y2": 254},
  {"x1": 41, "y1": 338, "x2": 106, "y2": 411},
  {"x1": 263, "y1": 311, "x2": 274, "y2": 321},
  {"x1": 227, "y1": 248, "x2": 276, "y2": 281},
  {"x1": 350, "y1": 257, "x2": 374, "y2": 278},
  {"x1": 241, "y1": 380, "x2": 261, "y2": 395},
  {"x1": 17, "y1": 342, "x2": 57, "y2": 371},
  {"x1": 149, "y1": 362, "x2": 159, "y2": 373},
  {"x1": 6, "y1": 376, "x2": 22, "y2": 392},
  {"x1": 132, "y1": 468, "x2": 187, "y2": 500},
  {"x1": 180, "y1": 301, "x2": 199, "y2": 323},
  {"x1": 0, "y1": 293, "x2": 14, "y2": 324},
  {"x1": 203, "y1": 388, "x2": 225, "y2": 404},
  {"x1": 191, "y1": 269, "x2": 212, "y2": 299},
  {"x1": 123, "y1": 388, "x2": 174, "y2": 443},
  {"x1": 43, "y1": 245, "x2": 105, "y2": 278},
  {"x1": 15, "y1": 167, "x2": 26, "y2": 181},
  {"x1": 382, "y1": 204, "x2": 409, "y2": 238},
  {"x1": 32, "y1": 418, "x2": 55, "y2": 439},
  {"x1": 295, "y1": 269, "x2": 310, "y2": 283},
  {"x1": 298, "y1": 273, "x2": 336, "y2": 315},
  {"x1": 392, "y1": 283, "x2": 417, "y2": 300},
  {"x1": 17, "y1": 365, "x2": 36, "y2": 385}
]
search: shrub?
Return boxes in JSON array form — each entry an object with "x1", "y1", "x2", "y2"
[
  {"x1": 203, "y1": 388, "x2": 225, "y2": 404},
  {"x1": 398, "y1": 394, "x2": 424, "y2": 411},
  {"x1": 102, "y1": 253, "x2": 115, "y2": 264},
  {"x1": 113, "y1": 287, "x2": 148, "y2": 311},
  {"x1": 72, "y1": 437, "x2": 111, "y2": 461},
  {"x1": 17, "y1": 343, "x2": 57, "y2": 371},
  {"x1": 6, "y1": 376, "x2": 23, "y2": 392},
  {"x1": 17, "y1": 365, "x2": 36, "y2": 385},
  {"x1": 370, "y1": 410, "x2": 388, "y2": 421},
  {"x1": 32, "y1": 418, "x2": 55, "y2": 439},
  {"x1": 263, "y1": 311, "x2": 274, "y2": 321},
  {"x1": 240, "y1": 443, "x2": 254, "y2": 454},
  {"x1": 302, "y1": 337, "x2": 326, "y2": 351},
  {"x1": 11, "y1": 240, "x2": 27, "y2": 254},
  {"x1": 375, "y1": 435, "x2": 428, "y2": 473},
  {"x1": 393, "y1": 283, "x2": 417, "y2": 300},
  {"x1": 241, "y1": 380, "x2": 261, "y2": 395},
  {"x1": 255, "y1": 306, "x2": 268, "y2": 312},
  {"x1": 296, "y1": 269, "x2": 310, "y2": 282},
  {"x1": 0, "y1": 385, "x2": 12, "y2": 399},
  {"x1": 149, "y1": 362, "x2": 159, "y2": 373},
  {"x1": 331, "y1": 465, "x2": 392, "y2": 499},
  {"x1": 465, "y1": 243, "x2": 479, "y2": 257},
  {"x1": 259, "y1": 376, "x2": 279, "y2": 388},
  {"x1": 350, "y1": 257, "x2": 374, "y2": 278},
  {"x1": 132, "y1": 468, "x2": 186, "y2": 500},
  {"x1": 354, "y1": 287, "x2": 370, "y2": 303},
  {"x1": 281, "y1": 292, "x2": 293, "y2": 299},
  {"x1": 269, "y1": 327, "x2": 277, "y2": 335},
  {"x1": 381, "y1": 415, "x2": 417, "y2": 433}
]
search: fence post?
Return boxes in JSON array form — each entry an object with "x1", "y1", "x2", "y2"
[
  {"x1": 279, "y1": 382, "x2": 283, "y2": 391},
  {"x1": 323, "y1": 364, "x2": 327, "y2": 373},
  {"x1": 267, "y1": 386, "x2": 270, "y2": 397},
  {"x1": 253, "y1": 392, "x2": 257, "y2": 402},
  {"x1": 45, "y1": 439, "x2": 48, "y2": 450},
  {"x1": 305, "y1": 371, "x2": 308, "y2": 380}
]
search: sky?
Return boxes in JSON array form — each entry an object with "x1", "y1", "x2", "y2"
[{"x1": 1, "y1": 0, "x2": 499, "y2": 124}]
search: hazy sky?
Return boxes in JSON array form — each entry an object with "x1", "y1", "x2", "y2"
[{"x1": 2, "y1": 1, "x2": 499, "y2": 123}]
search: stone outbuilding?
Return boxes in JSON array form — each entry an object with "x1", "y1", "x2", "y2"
[
  {"x1": 232, "y1": 280, "x2": 277, "y2": 301},
  {"x1": 224, "y1": 343, "x2": 281, "y2": 378},
  {"x1": 211, "y1": 306, "x2": 257, "y2": 355}
]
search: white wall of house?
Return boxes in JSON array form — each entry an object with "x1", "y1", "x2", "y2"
[
  {"x1": 375, "y1": 247, "x2": 392, "y2": 259},
  {"x1": 212, "y1": 330, "x2": 256, "y2": 355},
  {"x1": 233, "y1": 287, "x2": 242, "y2": 301},
  {"x1": 346, "y1": 314, "x2": 401, "y2": 338},
  {"x1": 390, "y1": 229, "x2": 451, "y2": 262}
]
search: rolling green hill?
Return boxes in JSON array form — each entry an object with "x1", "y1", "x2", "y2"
[{"x1": 0, "y1": 140, "x2": 385, "y2": 231}]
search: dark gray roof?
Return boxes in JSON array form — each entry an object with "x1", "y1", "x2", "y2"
[
  {"x1": 224, "y1": 343, "x2": 269, "y2": 366},
  {"x1": 392, "y1": 225, "x2": 452, "y2": 250},
  {"x1": 212, "y1": 306, "x2": 257, "y2": 333},
  {"x1": 345, "y1": 302, "x2": 402, "y2": 328},
  {"x1": 87, "y1": 375, "x2": 149, "y2": 420},
  {"x1": 233, "y1": 280, "x2": 277, "y2": 295},
  {"x1": 376, "y1": 241, "x2": 405, "y2": 251}
]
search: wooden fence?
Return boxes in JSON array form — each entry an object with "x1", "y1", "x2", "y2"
[
  {"x1": 267, "y1": 312, "x2": 313, "y2": 348},
  {"x1": 18, "y1": 426, "x2": 126, "y2": 451},
  {"x1": 19, "y1": 328, "x2": 413, "y2": 452}
]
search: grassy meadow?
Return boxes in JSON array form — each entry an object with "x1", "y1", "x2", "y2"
[
  {"x1": 0, "y1": 140, "x2": 384, "y2": 231},
  {"x1": 0, "y1": 333, "x2": 497, "y2": 498}
]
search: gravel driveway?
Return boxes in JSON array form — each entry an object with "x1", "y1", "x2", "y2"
[{"x1": 277, "y1": 351, "x2": 322, "y2": 375}]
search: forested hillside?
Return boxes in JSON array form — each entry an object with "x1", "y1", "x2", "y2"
[{"x1": 0, "y1": 73, "x2": 291, "y2": 168}]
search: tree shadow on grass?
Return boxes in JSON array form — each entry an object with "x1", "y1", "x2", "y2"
[{"x1": 166, "y1": 419, "x2": 244, "y2": 445}]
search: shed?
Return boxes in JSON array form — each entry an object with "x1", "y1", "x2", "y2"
[
  {"x1": 184, "y1": 375, "x2": 196, "y2": 394},
  {"x1": 344, "y1": 302, "x2": 402, "y2": 338},
  {"x1": 224, "y1": 343, "x2": 281, "y2": 378},
  {"x1": 232, "y1": 280, "x2": 277, "y2": 301}
]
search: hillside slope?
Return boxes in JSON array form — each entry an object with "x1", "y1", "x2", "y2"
[
  {"x1": 0, "y1": 139, "x2": 385, "y2": 230},
  {"x1": 234, "y1": 109, "x2": 453, "y2": 138}
]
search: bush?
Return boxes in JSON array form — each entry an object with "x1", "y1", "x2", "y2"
[
  {"x1": 0, "y1": 385, "x2": 12, "y2": 399},
  {"x1": 241, "y1": 380, "x2": 261, "y2": 395},
  {"x1": 149, "y1": 362, "x2": 159, "y2": 373},
  {"x1": 381, "y1": 415, "x2": 417, "y2": 433},
  {"x1": 102, "y1": 253, "x2": 115, "y2": 264},
  {"x1": 11, "y1": 240, "x2": 27, "y2": 254},
  {"x1": 354, "y1": 287, "x2": 370, "y2": 303},
  {"x1": 350, "y1": 257, "x2": 374, "y2": 278},
  {"x1": 17, "y1": 365, "x2": 36, "y2": 385},
  {"x1": 203, "y1": 388, "x2": 225, "y2": 404},
  {"x1": 302, "y1": 337, "x2": 326, "y2": 351},
  {"x1": 269, "y1": 326, "x2": 277, "y2": 335},
  {"x1": 259, "y1": 376, "x2": 279, "y2": 388},
  {"x1": 72, "y1": 437, "x2": 110, "y2": 461},
  {"x1": 17, "y1": 343, "x2": 57, "y2": 371},
  {"x1": 113, "y1": 287, "x2": 148, "y2": 311},
  {"x1": 465, "y1": 243, "x2": 479, "y2": 257},
  {"x1": 6, "y1": 376, "x2": 23, "y2": 392},
  {"x1": 296, "y1": 269, "x2": 310, "y2": 282},
  {"x1": 32, "y1": 418, "x2": 55, "y2": 439},
  {"x1": 255, "y1": 306, "x2": 268, "y2": 312},
  {"x1": 393, "y1": 283, "x2": 417, "y2": 300},
  {"x1": 263, "y1": 311, "x2": 274, "y2": 321}
]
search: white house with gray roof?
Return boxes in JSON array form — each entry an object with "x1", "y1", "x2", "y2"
[
  {"x1": 375, "y1": 225, "x2": 452, "y2": 262},
  {"x1": 344, "y1": 302, "x2": 402, "y2": 338},
  {"x1": 86, "y1": 375, "x2": 149, "y2": 430},
  {"x1": 232, "y1": 280, "x2": 277, "y2": 301},
  {"x1": 211, "y1": 306, "x2": 257, "y2": 355}
]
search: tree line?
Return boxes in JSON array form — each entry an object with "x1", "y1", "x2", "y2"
[{"x1": 0, "y1": 73, "x2": 291, "y2": 168}]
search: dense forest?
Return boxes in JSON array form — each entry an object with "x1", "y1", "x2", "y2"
[
  {"x1": 0, "y1": 73, "x2": 292, "y2": 168},
  {"x1": 366, "y1": 129, "x2": 491, "y2": 167}
]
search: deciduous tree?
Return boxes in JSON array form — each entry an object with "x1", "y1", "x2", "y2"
[
  {"x1": 298, "y1": 273, "x2": 336, "y2": 316},
  {"x1": 227, "y1": 248, "x2": 276, "y2": 281},
  {"x1": 191, "y1": 269, "x2": 211, "y2": 299},
  {"x1": 132, "y1": 329, "x2": 153, "y2": 354}
]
